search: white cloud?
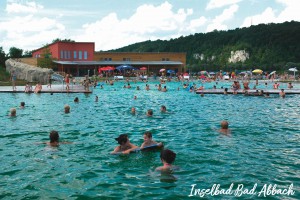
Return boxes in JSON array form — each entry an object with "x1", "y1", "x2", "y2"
[
  {"x1": 206, "y1": 0, "x2": 242, "y2": 10},
  {"x1": 276, "y1": 0, "x2": 300, "y2": 22},
  {"x1": 241, "y1": 7, "x2": 276, "y2": 27},
  {"x1": 187, "y1": 17, "x2": 207, "y2": 32},
  {"x1": 206, "y1": 4, "x2": 239, "y2": 32},
  {"x1": 241, "y1": 0, "x2": 300, "y2": 28},
  {"x1": 0, "y1": 1, "x2": 66, "y2": 52},
  {"x1": 6, "y1": 1, "x2": 43, "y2": 14},
  {"x1": 74, "y1": 2, "x2": 194, "y2": 50},
  {"x1": 0, "y1": 15, "x2": 65, "y2": 51}
]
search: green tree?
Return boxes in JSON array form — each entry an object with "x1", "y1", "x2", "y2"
[
  {"x1": 9, "y1": 47, "x2": 23, "y2": 58},
  {"x1": 52, "y1": 38, "x2": 75, "y2": 43},
  {"x1": 37, "y1": 45, "x2": 54, "y2": 68},
  {"x1": 23, "y1": 50, "x2": 32, "y2": 58},
  {"x1": 0, "y1": 47, "x2": 7, "y2": 67}
]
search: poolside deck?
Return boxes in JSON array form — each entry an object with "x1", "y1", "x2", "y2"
[
  {"x1": 0, "y1": 84, "x2": 92, "y2": 93},
  {"x1": 195, "y1": 89, "x2": 300, "y2": 94}
]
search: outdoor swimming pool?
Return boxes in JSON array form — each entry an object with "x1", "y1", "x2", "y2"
[{"x1": 0, "y1": 80, "x2": 299, "y2": 199}]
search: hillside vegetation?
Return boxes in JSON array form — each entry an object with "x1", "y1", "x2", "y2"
[{"x1": 108, "y1": 21, "x2": 300, "y2": 72}]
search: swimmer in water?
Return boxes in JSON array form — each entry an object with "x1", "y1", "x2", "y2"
[
  {"x1": 140, "y1": 131, "x2": 163, "y2": 149},
  {"x1": 218, "y1": 120, "x2": 231, "y2": 135},
  {"x1": 156, "y1": 149, "x2": 177, "y2": 171},
  {"x1": 111, "y1": 134, "x2": 138, "y2": 154}
]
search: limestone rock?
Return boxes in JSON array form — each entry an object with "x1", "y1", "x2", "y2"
[
  {"x1": 5, "y1": 59, "x2": 53, "y2": 84},
  {"x1": 228, "y1": 50, "x2": 249, "y2": 63}
]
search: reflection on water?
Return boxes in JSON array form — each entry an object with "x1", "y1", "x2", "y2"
[{"x1": 0, "y1": 80, "x2": 299, "y2": 199}]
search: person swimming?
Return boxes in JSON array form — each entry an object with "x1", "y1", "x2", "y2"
[
  {"x1": 47, "y1": 130, "x2": 60, "y2": 147},
  {"x1": 147, "y1": 109, "x2": 153, "y2": 117},
  {"x1": 131, "y1": 107, "x2": 136, "y2": 115},
  {"x1": 111, "y1": 134, "x2": 138, "y2": 154},
  {"x1": 20, "y1": 102, "x2": 25, "y2": 109},
  {"x1": 160, "y1": 105, "x2": 167, "y2": 113},
  {"x1": 140, "y1": 131, "x2": 163, "y2": 149},
  {"x1": 64, "y1": 105, "x2": 70, "y2": 113},
  {"x1": 46, "y1": 130, "x2": 71, "y2": 147},
  {"x1": 9, "y1": 108, "x2": 16, "y2": 117},
  {"x1": 218, "y1": 120, "x2": 231, "y2": 135},
  {"x1": 156, "y1": 149, "x2": 177, "y2": 171}
]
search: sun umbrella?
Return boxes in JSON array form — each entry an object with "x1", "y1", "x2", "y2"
[
  {"x1": 209, "y1": 72, "x2": 216, "y2": 75},
  {"x1": 167, "y1": 69, "x2": 175, "y2": 74},
  {"x1": 252, "y1": 69, "x2": 263, "y2": 74},
  {"x1": 289, "y1": 68, "x2": 298, "y2": 79},
  {"x1": 289, "y1": 68, "x2": 298, "y2": 72},
  {"x1": 140, "y1": 67, "x2": 147, "y2": 70},
  {"x1": 269, "y1": 71, "x2": 276, "y2": 75},
  {"x1": 159, "y1": 68, "x2": 166, "y2": 72},
  {"x1": 116, "y1": 65, "x2": 133, "y2": 70}
]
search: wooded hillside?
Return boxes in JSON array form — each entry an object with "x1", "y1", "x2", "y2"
[{"x1": 107, "y1": 21, "x2": 300, "y2": 72}]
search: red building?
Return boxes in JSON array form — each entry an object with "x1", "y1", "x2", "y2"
[
  {"x1": 32, "y1": 41, "x2": 95, "y2": 61},
  {"x1": 32, "y1": 41, "x2": 186, "y2": 76}
]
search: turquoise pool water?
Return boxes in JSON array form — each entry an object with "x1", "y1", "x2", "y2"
[{"x1": 0, "y1": 80, "x2": 299, "y2": 199}]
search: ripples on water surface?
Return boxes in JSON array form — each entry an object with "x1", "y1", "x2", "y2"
[{"x1": 0, "y1": 81, "x2": 299, "y2": 199}]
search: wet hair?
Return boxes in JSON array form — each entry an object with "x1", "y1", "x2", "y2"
[
  {"x1": 20, "y1": 102, "x2": 25, "y2": 107},
  {"x1": 147, "y1": 109, "x2": 153, "y2": 116},
  {"x1": 74, "y1": 97, "x2": 79, "y2": 102},
  {"x1": 144, "y1": 131, "x2": 152, "y2": 138},
  {"x1": 161, "y1": 105, "x2": 166, "y2": 111},
  {"x1": 64, "y1": 104, "x2": 70, "y2": 113},
  {"x1": 49, "y1": 130, "x2": 59, "y2": 143},
  {"x1": 115, "y1": 134, "x2": 128, "y2": 145},
  {"x1": 221, "y1": 121, "x2": 229, "y2": 129},
  {"x1": 160, "y1": 149, "x2": 176, "y2": 164}
]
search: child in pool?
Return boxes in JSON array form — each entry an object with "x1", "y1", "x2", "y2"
[
  {"x1": 156, "y1": 149, "x2": 177, "y2": 171},
  {"x1": 111, "y1": 134, "x2": 138, "y2": 154},
  {"x1": 140, "y1": 131, "x2": 163, "y2": 149}
]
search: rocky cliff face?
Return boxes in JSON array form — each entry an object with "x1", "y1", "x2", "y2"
[
  {"x1": 5, "y1": 59, "x2": 53, "y2": 84},
  {"x1": 228, "y1": 50, "x2": 249, "y2": 63}
]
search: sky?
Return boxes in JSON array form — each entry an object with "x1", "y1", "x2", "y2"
[{"x1": 0, "y1": 0, "x2": 299, "y2": 53}]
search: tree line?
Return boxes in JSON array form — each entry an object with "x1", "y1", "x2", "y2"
[
  {"x1": 0, "y1": 38, "x2": 75, "y2": 69},
  {"x1": 108, "y1": 21, "x2": 300, "y2": 73}
]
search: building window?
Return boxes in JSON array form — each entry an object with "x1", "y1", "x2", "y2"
[
  {"x1": 109, "y1": 58, "x2": 112, "y2": 61},
  {"x1": 64, "y1": 51, "x2": 68, "y2": 59},
  {"x1": 166, "y1": 58, "x2": 169, "y2": 61},
  {"x1": 68, "y1": 51, "x2": 71, "y2": 59},
  {"x1": 74, "y1": 51, "x2": 77, "y2": 59},
  {"x1": 79, "y1": 51, "x2": 82, "y2": 59},
  {"x1": 162, "y1": 58, "x2": 165, "y2": 61},
  {"x1": 60, "y1": 50, "x2": 64, "y2": 59},
  {"x1": 84, "y1": 51, "x2": 88, "y2": 60}
]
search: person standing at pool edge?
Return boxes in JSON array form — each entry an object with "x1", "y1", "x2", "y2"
[
  {"x1": 47, "y1": 73, "x2": 52, "y2": 88},
  {"x1": 10, "y1": 70, "x2": 17, "y2": 91}
]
